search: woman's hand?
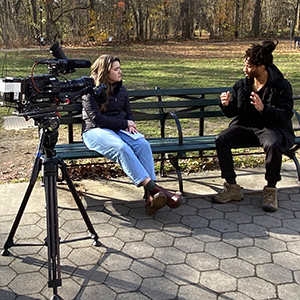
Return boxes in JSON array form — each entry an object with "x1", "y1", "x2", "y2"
[{"x1": 127, "y1": 120, "x2": 138, "y2": 134}]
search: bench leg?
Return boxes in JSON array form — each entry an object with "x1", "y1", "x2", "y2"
[
  {"x1": 159, "y1": 153, "x2": 166, "y2": 177},
  {"x1": 168, "y1": 154, "x2": 183, "y2": 194},
  {"x1": 283, "y1": 148, "x2": 300, "y2": 182},
  {"x1": 291, "y1": 155, "x2": 300, "y2": 182}
]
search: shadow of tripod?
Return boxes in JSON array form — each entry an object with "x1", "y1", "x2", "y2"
[{"x1": 1, "y1": 115, "x2": 100, "y2": 300}]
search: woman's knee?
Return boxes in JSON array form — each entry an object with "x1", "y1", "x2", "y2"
[
  {"x1": 139, "y1": 139, "x2": 152, "y2": 151},
  {"x1": 130, "y1": 139, "x2": 152, "y2": 156},
  {"x1": 116, "y1": 142, "x2": 132, "y2": 155}
]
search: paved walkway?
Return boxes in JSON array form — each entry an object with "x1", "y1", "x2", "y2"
[{"x1": 1, "y1": 162, "x2": 300, "y2": 300}]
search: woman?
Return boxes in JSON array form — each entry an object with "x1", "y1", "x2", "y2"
[{"x1": 81, "y1": 54, "x2": 182, "y2": 215}]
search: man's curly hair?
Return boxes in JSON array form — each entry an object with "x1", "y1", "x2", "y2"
[{"x1": 244, "y1": 40, "x2": 278, "y2": 68}]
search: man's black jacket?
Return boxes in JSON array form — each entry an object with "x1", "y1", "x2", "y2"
[{"x1": 220, "y1": 64, "x2": 295, "y2": 151}]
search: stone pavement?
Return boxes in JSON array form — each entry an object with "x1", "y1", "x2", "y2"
[{"x1": 1, "y1": 162, "x2": 300, "y2": 300}]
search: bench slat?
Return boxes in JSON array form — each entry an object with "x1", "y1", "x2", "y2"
[
  {"x1": 127, "y1": 87, "x2": 232, "y2": 98},
  {"x1": 56, "y1": 135, "x2": 300, "y2": 161},
  {"x1": 130, "y1": 98, "x2": 221, "y2": 109}
]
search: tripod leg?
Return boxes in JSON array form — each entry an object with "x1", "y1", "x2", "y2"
[
  {"x1": 58, "y1": 157, "x2": 100, "y2": 246},
  {"x1": 43, "y1": 157, "x2": 62, "y2": 297},
  {"x1": 1, "y1": 155, "x2": 41, "y2": 256}
]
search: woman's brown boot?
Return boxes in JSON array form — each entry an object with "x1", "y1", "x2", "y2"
[
  {"x1": 145, "y1": 187, "x2": 167, "y2": 216},
  {"x1": 155, "y1": 185, "x2": 183, "y2": 208}
]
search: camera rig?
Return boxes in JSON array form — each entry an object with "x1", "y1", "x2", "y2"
[
  {"x1": 0, "y1": 42, "x2": 102, "y2": 300},
  {"x1": 0, "y1": 41, "x2": 106, "y2": 120}
]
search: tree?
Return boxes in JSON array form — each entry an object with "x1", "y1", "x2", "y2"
[
  {"x1": 0, "y1": 0, "x2": 11, "y2": 45},
  {"x1": 181, "y1": 0, "x2": 193, "y2": 39},
  {"x1": 1, "y1": 0, "x2": 300, "y2": 46},
  {"x1": 251, "y1": 0, "x2": 261, "y2": 37},
  {"x1": 235, "y1": 0, "x2": 240, "y2": 38}
]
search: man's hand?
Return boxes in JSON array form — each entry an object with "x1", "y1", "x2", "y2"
[
  {"x1": 220, "y1": 91, "x2": 230, "y2": 106},
  {"x1": 250, "y1": 92, "x2": 264, "y2": 112}
]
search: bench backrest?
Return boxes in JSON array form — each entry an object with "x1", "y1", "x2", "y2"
[{"x1": 59, "y1": 86, "x2": 232, "y2": 143}]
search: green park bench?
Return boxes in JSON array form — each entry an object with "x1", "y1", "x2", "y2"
[{"x1": 55, "y1": 87, "x2": 300, "y2": 194}]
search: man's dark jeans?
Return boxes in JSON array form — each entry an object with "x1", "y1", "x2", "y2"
[{"x1": 215, "y1": 125, "x2": 283, "y2": 183}]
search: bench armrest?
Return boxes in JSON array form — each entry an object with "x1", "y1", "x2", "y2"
[
  {"x1": 292, "y1": 108, "x2": 300, "y2": 137},
  {"x1": 293, "y1": 109, "x2": 300, "y2": 126},
  {"x1": 162, "y1": 111, "x2": 183, "y2": 145}
]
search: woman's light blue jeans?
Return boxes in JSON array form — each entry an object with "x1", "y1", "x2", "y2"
[{"x1": 82, "y1": 128, "x2": 156, "y2": 186}]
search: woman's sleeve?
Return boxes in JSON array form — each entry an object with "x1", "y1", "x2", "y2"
[
  {"x1": 82, "y1": 93, "x2": 128, "y2": 130},
  {"x1": 123, "y1": 88, "x2": 134, "y2": 121}
]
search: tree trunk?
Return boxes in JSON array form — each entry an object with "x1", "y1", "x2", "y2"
[
  {"x1": 129, "y1": 0, "x2": 144, "y2": 41},
  {"x1": 181, "y1": 0, "x2": 192, "y2": 39},
  {"x1": 88, "y1": 0, "x2": 95, "y2": 41},
  {"x1": 137, "y1": 1, "x2": 144, "y2": 41},
  {"x1": 235, "y1": 0, "x2": 240, "y2": 38},
  {"x1": 0, "y1": 0, "x2": 10, "y2": 45},
  {"x1": 251, "y1": 0, "x2": 261, "y2": 37}
]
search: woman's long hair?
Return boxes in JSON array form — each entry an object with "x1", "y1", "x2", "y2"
[{"x1": 90, "y1": 54, "x2": 120, "y2": 110}]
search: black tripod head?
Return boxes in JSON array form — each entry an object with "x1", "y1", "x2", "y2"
[{"x1": 32, "y1": 113, "x2": 60, "y2": 157}]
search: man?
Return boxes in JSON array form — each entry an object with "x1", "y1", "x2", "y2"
[{"x1": 212, "y1": 40, "x2": 294, "y2": 212}]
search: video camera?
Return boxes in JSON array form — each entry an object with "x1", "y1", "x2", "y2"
[{"x1": 0, "y1": 42, "x2": 106, "y2": 117}]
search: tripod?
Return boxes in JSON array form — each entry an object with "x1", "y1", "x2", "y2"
[{"x1": 1, "y1": 115, "x2": 100, "y2": 300}]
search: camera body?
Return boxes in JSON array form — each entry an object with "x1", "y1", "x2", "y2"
[
  {"x1": 0, "y1": 42, "x2": 105, "y2": 116},
  {"x1": 0, "y1": 74, "x2": 94, "y2": 113}
]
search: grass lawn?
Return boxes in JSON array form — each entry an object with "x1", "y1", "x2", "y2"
[
  {"x1": 0, "y1": 39, "x2": 299, "y2": 180},
  {"x1": 2, "y1": 39, "x2": 300, "y2": 124},
  {"x1": 1, "y1": 39, "x2": 299, "y2": 91}
]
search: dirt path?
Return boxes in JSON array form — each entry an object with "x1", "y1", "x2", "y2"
[{"x1": 0, "y1": 127, "x2": 38, "y2": 182}]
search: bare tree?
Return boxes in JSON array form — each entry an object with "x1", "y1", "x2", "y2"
[
  {"x1": 1, "y1": 0, "x2": 300, "y2": 47},
  {"x1": 251, "y1": 0, "x2": 261, "y2": 37},
  {"x1": 181, "y1": 0, "x2": 192, "y2": 39},
  {"x1": 235, "y1": 0, "x2": 240, "y2": 38}
]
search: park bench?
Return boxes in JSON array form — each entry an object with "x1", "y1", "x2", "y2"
[{"x1": 55, "y1": 87, "x2": 300, "y2": 194}]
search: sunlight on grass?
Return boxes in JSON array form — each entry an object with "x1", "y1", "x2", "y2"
[{"x1": 0, "y1": 41, "x2": 299, "y2": 180}]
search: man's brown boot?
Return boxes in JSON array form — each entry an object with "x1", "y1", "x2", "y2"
[
  {"x1": 212, "y1": 182, "x2": 243, "y2": 203},
  {"x1": 262, "y1": 186, "x2": 278, "y2": 212}
]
